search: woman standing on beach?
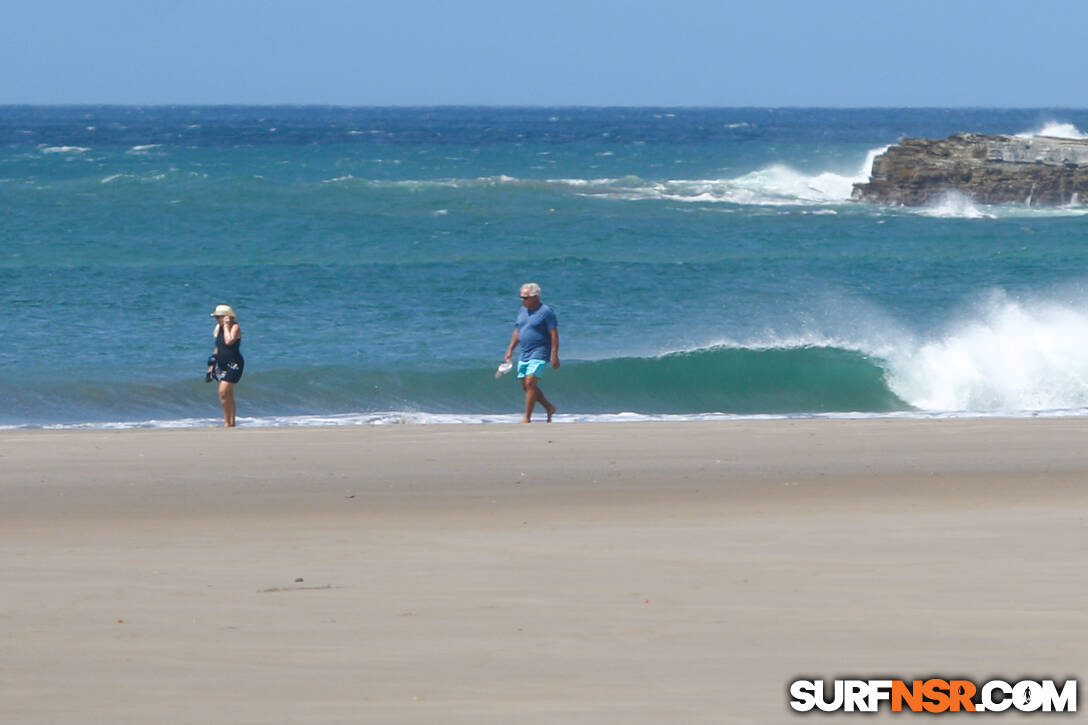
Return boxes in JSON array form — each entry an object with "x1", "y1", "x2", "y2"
[{"x1": 207, "y1": 304, "x2": 244, "y2": 427}]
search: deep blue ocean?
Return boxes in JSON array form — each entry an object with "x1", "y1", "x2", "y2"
[{"x1": 3, "y1": 106, "x2": 1088, "y2": 427}]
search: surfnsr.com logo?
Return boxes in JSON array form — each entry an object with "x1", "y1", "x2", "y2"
[{"x1": 789, "y1": 679, "x2": 1077, "y2": 713}]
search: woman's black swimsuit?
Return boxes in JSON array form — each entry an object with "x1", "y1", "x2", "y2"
[{"x1": 214, "y1": 329, "x2": 244, "y2": 383}]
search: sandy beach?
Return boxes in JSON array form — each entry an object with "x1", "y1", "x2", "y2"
[{"x1": 2, "y1": 419, "x2": 1085, "y2": 723}]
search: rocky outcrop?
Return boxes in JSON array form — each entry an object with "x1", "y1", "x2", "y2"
[{"x1": 852, "y1": 133, "x2": 1088, "y2": 206}]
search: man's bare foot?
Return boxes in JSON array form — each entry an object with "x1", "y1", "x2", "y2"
[{"x1": 545, "y1": 404, "x2": 555, "y2": 422}]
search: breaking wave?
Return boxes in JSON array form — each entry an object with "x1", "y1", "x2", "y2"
[
  {"x1": 8, "y1": 291, "x2": 1088, "y2": 428},
  {"x1": 884, "y1": 292, "x2": 1088, "y2": 412},
  {"x1": 321, "y1": 148, "x2": 889, "y2": 207},
  {"x1": 1016, "y1": 121, "x2": 1088, "y2": 140}
]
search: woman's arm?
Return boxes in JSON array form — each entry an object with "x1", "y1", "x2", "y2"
[{"x1": 221, "y1": 319, "x2": 241, "y2": 345}]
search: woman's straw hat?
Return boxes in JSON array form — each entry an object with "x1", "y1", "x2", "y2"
[{"x1": 210, "y1": 304, "x2": 237, "y2": 319}]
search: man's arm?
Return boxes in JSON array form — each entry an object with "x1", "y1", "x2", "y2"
[
  {"x1": 504, "y1": 328, "x2": 519, "y2": 362},
  {"x1": 549, "y1": 328, "x2": 560, "y2": 369}
]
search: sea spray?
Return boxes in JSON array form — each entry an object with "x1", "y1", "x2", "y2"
[
  {"x1": 1016, "y1": 121, "x2": 1088, "y2": 140},
  {"x1": 884, "y1": 293, "x2": 1088, "y2": 412},
  {"x1": 917, "y1": 190, "x2": 996, "y2": 219}
]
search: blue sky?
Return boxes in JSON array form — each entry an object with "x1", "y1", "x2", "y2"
[{"x1": 5, "y1": 0, "x2": 1087, "y2": 106}]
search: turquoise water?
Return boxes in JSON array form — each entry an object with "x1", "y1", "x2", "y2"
[{"x1": 3, "y1": 107, "x2": 1088, "y2": 427}]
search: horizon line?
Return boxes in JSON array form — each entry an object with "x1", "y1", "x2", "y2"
[{"x1": 2, "y1": 103, "x2": 1087, "y2": 111}]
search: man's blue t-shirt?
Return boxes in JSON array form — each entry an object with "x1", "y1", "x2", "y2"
[{"x1": 515, "y1": 303, "x2": 558, "y2": 362}]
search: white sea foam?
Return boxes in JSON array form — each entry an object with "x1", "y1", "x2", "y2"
[
  {"x1": 40, "y1": 146, "x2": 89, "y2": 154},
  {"x1": 914, "y1": 191, "x2": 1088, "y2": 219},
  {"x1": 709, "y1": 165, "x2": 859, "y2": 204},
  {"x1": 126, "y1": 144, "x2": 162, "y2": 154},
  {"x1": 341, "y1": 165, "x2": 873, "y2": 205},
  {"x1": 583, "y1": 147, "x2": 885, "y2": 206},
  {"x1": 529, "y1": 150, "x2": 878, "y2": 206},
  {"x1": 342, "y1": 147, "x2": 887, "y2": 207},
  {"x1": 10, "y1": 405, "x2": 1085, "y2": 431},
  {"x1": 101, "y1": 171, "x2": 192, "y2": 185},
  {"x1": 758, "y1": 292, "x2": 1088, "y2": 414},
  {"x1": 881, "y1": 292, "x2": 1088, "y2": 413},
  {"x1": 1016, "y1": 121, "x2": 1088, "y2": 140},
  {"x1": 670, "y1": 288, "x2": 1088, "y2": 416},
  {"x1": 916, "y1": 190, "x2": 996, "y2": 219},
  {"x1": 327, "y1": 145, "x2": 1082, "y2": 215}
]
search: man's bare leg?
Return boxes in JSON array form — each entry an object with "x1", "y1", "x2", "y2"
[
  {"x1": 522, "y1": 375, "x2": 555, "y2": 423},
  {"x1": 538, "y1": 388, "x2": 555, "y2": 422},
  {"x1": 521, "y1": 376, "x2": 537, "y2": 423}
]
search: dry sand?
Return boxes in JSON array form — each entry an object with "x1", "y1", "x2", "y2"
[{"x1": 2, "y1": 419, "x2": 1085, "y2": 723}]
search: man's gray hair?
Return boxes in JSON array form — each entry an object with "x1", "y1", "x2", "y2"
[{"x1": 521, "y1": 282, "x2": 542, "y2": 298}]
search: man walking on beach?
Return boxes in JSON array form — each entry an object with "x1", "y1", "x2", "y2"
[{"x1": 504, "y1": 282, "x2": 559, "y2": 423}]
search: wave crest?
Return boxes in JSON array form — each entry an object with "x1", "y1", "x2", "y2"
[
  {"x1": 885, "y1": 293, "x2": 1088, "y2": 412},
  {"x1": 345, "y1": 149, "x2": 888, "y2": 207},
  {"x1": 1016, "y1": 121, "x2": 1088, "y2": 140},
  {"x1": 8, "y1": 294, "x2": 1088, "y2": 425}
]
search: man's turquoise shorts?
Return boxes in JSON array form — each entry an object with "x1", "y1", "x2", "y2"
[{"x1": 517, "y1": 359, "x2": 549, "y2": 378}]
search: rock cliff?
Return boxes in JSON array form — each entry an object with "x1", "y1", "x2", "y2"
[{"x1": 851, "y1": 133, "x2": 1088, "y2": 206}]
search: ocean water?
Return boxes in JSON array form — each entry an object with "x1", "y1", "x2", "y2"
[{"x1": 3, "y1": 106, "x2": 1088, "y2": 428}]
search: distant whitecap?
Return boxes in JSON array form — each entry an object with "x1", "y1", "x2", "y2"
[{"x1": 40, "y1": 146, "x2": 89, "y2": 154}]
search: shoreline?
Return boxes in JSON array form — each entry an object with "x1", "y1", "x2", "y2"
[
  {"x1": 3, "y1": 418, "x2": 1085, "y2": 723},
  {"x1": 6, "y1": 406, "x2": 1088, "y2": 431}
]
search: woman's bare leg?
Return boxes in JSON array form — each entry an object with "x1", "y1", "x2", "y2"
[{"x1": 218, "y1": 380, "x2": 236, "y2": 427}]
